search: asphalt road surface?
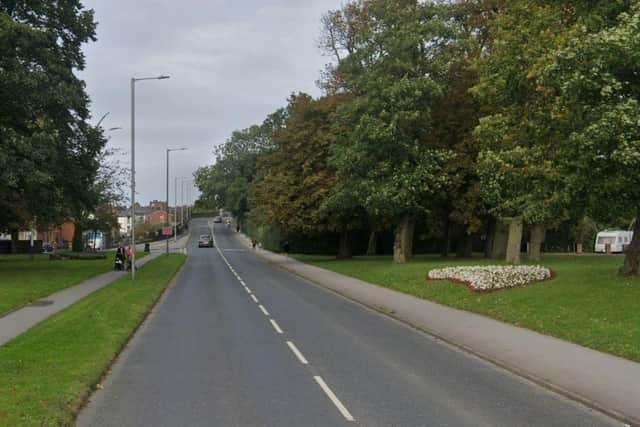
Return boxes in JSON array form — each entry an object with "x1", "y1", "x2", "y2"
[{"x1": 78, "y1": 218, "x2": 619, "y2": 427}]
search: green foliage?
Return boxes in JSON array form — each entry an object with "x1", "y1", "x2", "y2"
[
  {"x1": 250, "y1": 93, "x2": 359, "y2": 235},
  {"x1": 195, "y1": 0, "x2": 640, "y2": 271},
  {"x1": 0, "y1": 1, "x2": 105, "y2": 234},
  {"x1": 194, "y1": 112, "x2": 282, "y2": 220},
  {"x1": 326, "y1": 0, "x2": 456, "y2": 223}
]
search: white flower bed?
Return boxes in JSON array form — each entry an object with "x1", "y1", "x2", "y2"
[{"x1": 427, "y1": 265, "x2": 552, "y2": 291}]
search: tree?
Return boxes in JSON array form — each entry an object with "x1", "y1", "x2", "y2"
[
  {"x1": 0, "y1": 1, "x2": 103, "y2": 251},
  {"x1": 543, "y1": 3, "x2": 640, "y2": 274},
  {"x1": 250, "y1": 93, "x2": 362, "y2": 257},
  {"x1": 472, "y1": 1, "x2": 577, "y2": 263},
  {"x1": 194, "y1": 112, "x2": 282, "y2": 222},
  {"x1": 321, "y1": 0, "x2": 456, "y2": 263}
]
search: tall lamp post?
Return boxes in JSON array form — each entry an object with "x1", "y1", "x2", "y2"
[
  {"x1": 130, "y1": 75, "x2": 170, "y2": 279},
  {"x1": 166, "y1": 149, "x2": 187, "y2": 254},
  {"x1": 174, "y1": 176, "x2": 188, "y2": 241},
  {"x1": 179, "y1": 178, "x2": 193, "y2": 228}
]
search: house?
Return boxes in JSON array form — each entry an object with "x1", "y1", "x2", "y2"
[
  {"x1": 116, "y1": 205, "x2": 151, "y2": 236},
  {"x1": 145, "y1": 210, "x2": 172, "y2": 225},
  {"x1": 149, "y1": 200, "x2": 168, "y2": 211},
  {"x1": 38, "y1": 223, "x2": 75, "y2": 248}
]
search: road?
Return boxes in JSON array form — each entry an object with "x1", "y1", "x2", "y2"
[{"x1": 78, "y1": 218, "x2": 618, "y2": 427}]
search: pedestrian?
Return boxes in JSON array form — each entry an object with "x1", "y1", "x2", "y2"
[
  {"x1": 251, "y1": 238, "x2": 257, "y2": 249},
  {"x1": 283, "y1": 241, "x2": 290, "y2": 255},
  {"x1": 114, "y1": 245, "x2": 125, "y2": 271},
  {"x1": 236, "y1": 224, "x2": 240, "y2": 233},
  {"x1": 125, "y1": 245, "x2": 134, "y2": 271}
]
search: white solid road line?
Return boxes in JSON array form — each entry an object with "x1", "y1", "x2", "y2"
[
  {"x1": 259, "y1": 305, "x2": 270, "y2": 316},
  {"x1": 313, "y1": 376, "x2": 355, "y2": 422},
  {"x1": 270, "y1": 319, "x2": 283, "y2": 334},
  {"x1": 251, "y1": 294, "x2": 259, "y2": 303},
  {"x1": 286, "y1": 341, "x2": 309, "y2": 365}
]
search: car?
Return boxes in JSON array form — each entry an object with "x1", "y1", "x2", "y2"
[
  {"x1": 213, "y1": 216, "x2": 223, "y2": 223},
  {"x1": 198, "y1": 234, "x2": 213, "y2": 248}
]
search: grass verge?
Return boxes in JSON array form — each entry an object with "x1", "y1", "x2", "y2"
[
  {"x1": 0, "y1": 254, "x2": 114, "y2": 316},
  {"x1": 0, "y1": 253, "x2": 185, "y2": 427},
  {"x1": 293, "y1": 253, "x2": 640, "y2": 362},
  {"x1": 0, "y1": 251, "x2": 150, "y2": 316}
]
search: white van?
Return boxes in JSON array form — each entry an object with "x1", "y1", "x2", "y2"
[{"x1": 594, "y1": 230, "x2": 634, "y2": 253}]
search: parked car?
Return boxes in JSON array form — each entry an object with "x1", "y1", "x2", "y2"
[
  {"x1": 198, "y1": 234, "x2": 213, "y2": 248},
  {"x1": 594, "y1": 230, "x2": 633, "y2": 253}
]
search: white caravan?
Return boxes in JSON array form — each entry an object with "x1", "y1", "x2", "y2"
[{"x1": 594, "y1": 230, "x2": 634, "y2": 253}]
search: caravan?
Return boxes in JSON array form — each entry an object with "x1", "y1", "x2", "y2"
[{"x1": 594, "y1": 230, "x2": 633, "y2": 253}]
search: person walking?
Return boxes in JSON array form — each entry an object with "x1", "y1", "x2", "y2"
[
  {"x1": 114, "y1": 245, "x2": 125, "y2": 271},
  {"x1": 125, "y1": 245, "x2": 134, "y2": 271}
]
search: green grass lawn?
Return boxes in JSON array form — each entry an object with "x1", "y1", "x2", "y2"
[
  {"x1": 0, "y1": 254, "x2": 114, "y2": 316},
  {"x1": 0, "y1": 251, "x2": 151, "y2": 316},
  {"x1": 0, "y1": 254, "x2": 185, "y2": 427},
  {"x1": 293, "y1": 253, "x2": 640, "y2": 362}
]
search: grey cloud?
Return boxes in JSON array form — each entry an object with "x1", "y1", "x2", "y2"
[{"x1": 79, "y1": 0, "x2": 341, "y2": 205}]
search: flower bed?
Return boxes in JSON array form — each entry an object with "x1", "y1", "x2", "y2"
[{"x1": 426, "y1": 265, "x2": 552, "y2": 291}]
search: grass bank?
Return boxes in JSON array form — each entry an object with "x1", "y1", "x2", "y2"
[
  {"x1": 0, "y1": 254, "x2": 113, "y2": 316},
  {"x1": 293, "y1": 253, "x2": 640, "y2": 362},
  {"x1": 0, "y1": 254, "x2": 185, "y2": 427}
]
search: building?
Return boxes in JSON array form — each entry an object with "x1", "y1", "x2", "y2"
[
  {"x1": 38, "y1": 223, "x2": 75, "y2": 247},
  {"x1": 149, "y1": 200, "x2": 168, "y2": 211},
  {"x1": 145, "y1": 210, "x2": 171, "y2": 225},
  {"x1": 116, "y1": 205, "x2": 151, "y2": 236}
]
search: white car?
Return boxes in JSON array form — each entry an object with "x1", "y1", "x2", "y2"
[{"x1": 198, "y1": 234, "x2": 213, "y2": 248}]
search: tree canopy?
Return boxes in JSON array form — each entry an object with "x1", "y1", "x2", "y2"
[{"x1": 195, "y1": 0, "x2": 640, "y2": 274}]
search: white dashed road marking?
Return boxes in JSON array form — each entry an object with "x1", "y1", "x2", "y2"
[
  {"x1": 211, "y1": 222, "x2": 355, "y2": 423},
  {"x1": 314, "y1": 376, "x2": 355, "y2": 422},
  {"x1": 270, "y1": 319, "x2": 283, "y2": 334},
  {"x1": 286, "y1": 341, "x2": 309, "y2": 365}
]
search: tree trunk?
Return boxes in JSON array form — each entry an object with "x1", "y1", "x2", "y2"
[
  {"x1": 484, "y1": 218, "x2": 495, "y2": 258},
  {"x1": 366, "y1": 231, "x2": 377, "y2": 256},
  {"x1": 10, "y1": 229, "x2": 19, "y2": 254},
  {"x1": 456, "y1": 226, "x2": 470, "y2": 258},
  {"x1": 461, "y1": 233, "x2": 473, "y2": 258},
  {"x1": 393, "y1": 215, "x2": 415, "y2": 263},
  {"x1": 505, "y1": 219, "x2": 523, "y2": 264},
  {"x1": 337, "y1": 229, "x2": 352, "y2": 259},
  {"x1": 528, "y1": 224, "x2": 546, "y2": 261},
  {"x1": 621, "y1": 214, "x2": 640, "y2": 275},
  {"x1": 441, "y1": 217, "x2": 451, "y2": 257},
  {"x1": 72, "y1": 222, "x2": 84, "y2": 252},
  {"x1": 491, "y1": 220, "x2": 509, "y2": 259}
]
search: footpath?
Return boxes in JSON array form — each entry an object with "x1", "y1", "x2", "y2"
[
  {"x1": 0, "y1": 234, "x2": 189, "y2": 347},
  {"x1": 234, "y1": 232, "x2": 640, "y2": 425}
]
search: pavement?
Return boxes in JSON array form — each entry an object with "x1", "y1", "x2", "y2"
[
  {"x1": 0, "y1": 233, "x2": 190, "y2": 347},
  {"x1": 77, "y1": 218, "x2": 619, "y2": 427},
  {"x1": 236, "y1": 231, "x2": 640, "y2": 426}
]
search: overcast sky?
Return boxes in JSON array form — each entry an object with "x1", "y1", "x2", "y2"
[{"x1": 79, "y1": 0, "x2": 342, "y2": 206}]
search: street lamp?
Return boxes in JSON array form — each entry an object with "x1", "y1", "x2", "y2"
[
  {"x1": 174, "y1": 176, "x2": 188, "y2": 241},
  {"x1": 166, "y1": 149, "x2": 187, "y2": 254},
  {"x1": 131, "y1": 75, "x2": 170, "y2": 279},
  {"x1": 180, "y1": 178, "x2": 194, "y2": 226}
]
